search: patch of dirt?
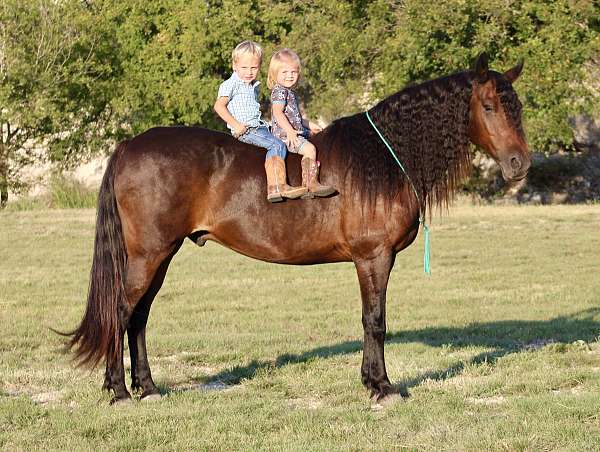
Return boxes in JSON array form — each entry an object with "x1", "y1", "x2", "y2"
[
  {"x1": 466, "y1": 395, "x2": 507, "y2": 405},
  {"x1": 287, "y1": 397, "x2": 323, "y2": 410},
  {"x1": 3, "y1": 386, "x2": 64, "y2": 405},
  {"x1": 196, "y1": 381, "x2": 232, "y2": 392},
  {"x1": 552, "y1": 384, "x2": 586, "y2": 396},
  {"x1": 30, "y1": 391, "x2": 63, "y2": 405},
  {"x1": 156, "y1": 353, "x2": 221, "y2": 374},
  {"x1": 172, "y1": 380, "x2": 236, "y2": 393},
  {"x1": 521, "y1": 339, "x2": 556, "y2": 351}
]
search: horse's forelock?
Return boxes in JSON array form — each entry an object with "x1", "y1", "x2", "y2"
[{"x1": 495, "y1": 75, "x2": 525, "y2": 137}]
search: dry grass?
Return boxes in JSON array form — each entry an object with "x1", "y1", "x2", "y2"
[{"x1": 1, "y1": 205, "x2": 600, "y2": 450}]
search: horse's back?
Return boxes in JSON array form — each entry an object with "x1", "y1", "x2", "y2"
[
  {"x1": 125, "y1": 126, "x2": 262, "y2": 165},
  {"x1": 113, "y1": 127, "x2": 263, "y2": 241},
  {"x1": 116, "y1": 126, "x2": 268, "y2": 185}
]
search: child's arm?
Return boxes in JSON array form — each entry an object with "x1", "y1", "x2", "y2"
[
  {"x1": 214, "y1": 97, "x2": 247, "y2": 137},
  {"x1": 272, "y1": 103, "x2": 301, "y2": 148}
]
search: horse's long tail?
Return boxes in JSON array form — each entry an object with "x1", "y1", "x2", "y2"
[{"x1": 59, "y1": 141, "x2": 128, "y2": 368}]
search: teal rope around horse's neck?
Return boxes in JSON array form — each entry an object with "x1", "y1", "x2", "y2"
[{"x1": 365, "y1": 110, "x2": 431, "y2": 275}]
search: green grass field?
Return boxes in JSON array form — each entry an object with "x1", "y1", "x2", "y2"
[{"x1": 1, "y1": 205, "x2": 600, "y2": 450}]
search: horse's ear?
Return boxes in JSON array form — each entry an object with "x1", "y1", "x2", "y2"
[
  {"x1": 474, "y1": 53, "x2": 489, "y2": 83},
  {"x1": 504, "y1": 59, "x2": 524, "y2": 84}
]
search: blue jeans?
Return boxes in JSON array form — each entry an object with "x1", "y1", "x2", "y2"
[{"x1": 238, "y1": 126, "x2": 287, "y2": 159}]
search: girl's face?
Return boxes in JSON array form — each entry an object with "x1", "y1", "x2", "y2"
[{"x1": 276, "y1": 61, "x2": 300, "y2": 88}]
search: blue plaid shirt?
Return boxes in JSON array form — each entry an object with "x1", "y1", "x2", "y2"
[{"x1": 217, "y1": 72, "x2": 268, "y2": 133}]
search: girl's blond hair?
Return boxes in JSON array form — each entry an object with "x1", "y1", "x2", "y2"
[
  {"x1": 267, "y1": 49, "x2": 302, "y2": 89},
  {"x1": 232, "y1": 40, "x2": 263, "y2": 65}
]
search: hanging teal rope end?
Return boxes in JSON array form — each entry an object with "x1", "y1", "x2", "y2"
[
  {"x1": 422, "y1": 221, "x2": 431, "y2": 275},
  {"x1": 366, "y1": 110, "x2": 432, "y2": 275}
]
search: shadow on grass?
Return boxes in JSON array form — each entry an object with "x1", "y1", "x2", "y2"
[{"x1": 190, "y1": 308, "x2": 600, "y2": 395}]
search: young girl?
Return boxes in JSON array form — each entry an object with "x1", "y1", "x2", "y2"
[{"x1": 267, "y1": 49, "x2": 335, "y2": 199}]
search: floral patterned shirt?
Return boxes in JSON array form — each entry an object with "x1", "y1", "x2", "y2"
[{"x1": 270, "y1": 84, "x2": 307, "y2": 141}]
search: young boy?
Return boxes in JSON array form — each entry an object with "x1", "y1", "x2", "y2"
[{"x1": 214, "y1": 41, "x2": 305, "y2": 202}]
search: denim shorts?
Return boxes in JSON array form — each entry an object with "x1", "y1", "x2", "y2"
[
  {"x1": 238, "y1": 126, "x2": 287, "y2": 159},
  {"x1": 286, "y1": 135, "x2": 309, "y2": 154}
]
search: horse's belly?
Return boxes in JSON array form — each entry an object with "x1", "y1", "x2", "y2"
[{"x1": 202, "y1": 229, "x2": 351, "y2": 265}]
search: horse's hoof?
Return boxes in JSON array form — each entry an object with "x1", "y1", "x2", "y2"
[
  {"x1": 140, "y1": 393, "x2": 162, "y2": 402},
  {"x1": 370, "y1": 392, "x2": 403, "y2": 411}
]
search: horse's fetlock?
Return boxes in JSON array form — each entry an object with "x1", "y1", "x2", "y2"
[
  {"x1": 362, "y1": 312, "x2": 385, "y2": 330},
  {"x1": 364, "y1": 325, "x2": 386, "y2": 336}
]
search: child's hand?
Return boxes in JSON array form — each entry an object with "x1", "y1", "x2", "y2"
[
  {"x1": 232, "y1": 123, "x2": 247, "y2": 138},
  {"x1": 308, "y1": 123, "x2": 322, "y2": 137},
  {"x1": 286, "y1": 130, "x2": 301, "y2": 149}
]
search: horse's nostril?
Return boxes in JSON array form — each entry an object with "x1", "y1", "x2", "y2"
[{"x1": 510, "y1": 156, "x2": 522, "y2": 171}]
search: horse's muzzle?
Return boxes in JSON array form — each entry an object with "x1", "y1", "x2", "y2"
[{"x1": 500, "y1": 150, "x2": 531, "y2": 182}]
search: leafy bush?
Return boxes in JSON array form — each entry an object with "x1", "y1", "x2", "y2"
[
  {"x1": 5, "y1": 174, "x2": 98, "y2": 210},
  {"x1": 48, "y1": 174, "x2": 98, "y2": 209}
]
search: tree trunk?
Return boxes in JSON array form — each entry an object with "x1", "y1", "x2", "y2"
[{"x1": 0, "y1": 144, "x2": 7, "y2": 209}]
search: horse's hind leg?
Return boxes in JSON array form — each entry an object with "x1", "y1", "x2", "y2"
[
  {"x1": 103, "y1": 244, "x2": 179, "y2": 404},
  {"x1": 103, "y1": 344, "x2": 128, "y2": 404},
  {"x1": 128, "y1": 241, "x2": 182, "y2": 400}
]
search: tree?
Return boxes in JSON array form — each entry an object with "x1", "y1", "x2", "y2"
[
  {"x1": 107, "y1": 0, "x2": 297, "y2": 133},
  {"x1": 2, "y1": 0, "x2": 597, "y2": 207},
  {"x1": 279, "y1": 0, "x2": 398, "y2": 120},
  {"x1": 106, "y1": 0, "x2": 398, "y2": 131},
  {"x1": 0, "y1": 0, "x2": 120, "y2": 207},
  {"x1": 107, "y1": 0, "x2": 247, "y2": 133},
  {"x1": 367, "y1": 0, "x2": 599, "y2": 153}
]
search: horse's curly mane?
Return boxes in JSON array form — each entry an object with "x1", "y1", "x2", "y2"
[{"x1": 321, "y1": 70, "x2": 523, "y2": 215}]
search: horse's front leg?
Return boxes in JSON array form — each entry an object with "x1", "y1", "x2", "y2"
[{"x1": 354, "y1": 250, "x2": 395, "y2": 401}]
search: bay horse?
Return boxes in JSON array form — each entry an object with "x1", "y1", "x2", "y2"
[{"x1": 64, "y1": 54, "x2": 530, "y2": 404}]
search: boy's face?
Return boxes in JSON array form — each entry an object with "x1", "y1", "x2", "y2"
[{"x1": 233, "y1": 54, "x2": 261, "y2": 84}]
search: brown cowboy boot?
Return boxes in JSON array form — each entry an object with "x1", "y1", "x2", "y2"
[
  {"x1": 274, "y1": 156, "x2": 306, "y2": 199},
  {"x1": 301, "y1": 157, "x2": 336, "y2": 199},
  {"x1": 264, "y1": 156, "x2": 306, "y2": 202}
]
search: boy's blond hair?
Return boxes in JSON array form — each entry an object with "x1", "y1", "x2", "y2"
[
  {"x1": 232, "y1": 40, "x2": 263, "y2": 65},
  {"x1": 267, "y1": 49, "x2": 302, "y2": 89}
]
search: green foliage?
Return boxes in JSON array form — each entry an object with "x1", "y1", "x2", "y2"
[
  {"x1": 4, "y1": 174, "x2": 98, "y2": 211},
  {"x1": 109, "y1": 0, "x2": 273, "y2": 133},
  {"x1": 1, "y1": 0, "x2": 598, "y2": 204},
  {"x1": 278, "y1": 0, "x2": 395, "y2": 119},
  {"x1": 47, "y1": 174, "x2": 98, "y2": 209},
  {"x1": 0, "y1": 0, "x2": 120, "y2": 204},
  {"x1": 372, "y1": 0, "x2": 599, "y2": 153},
  {"x1": 2, "y1": 196, "x2": 47, "y2": 212},
  {"x1": 105, "y1": 0, "x2": 598, "y2": 151}
]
